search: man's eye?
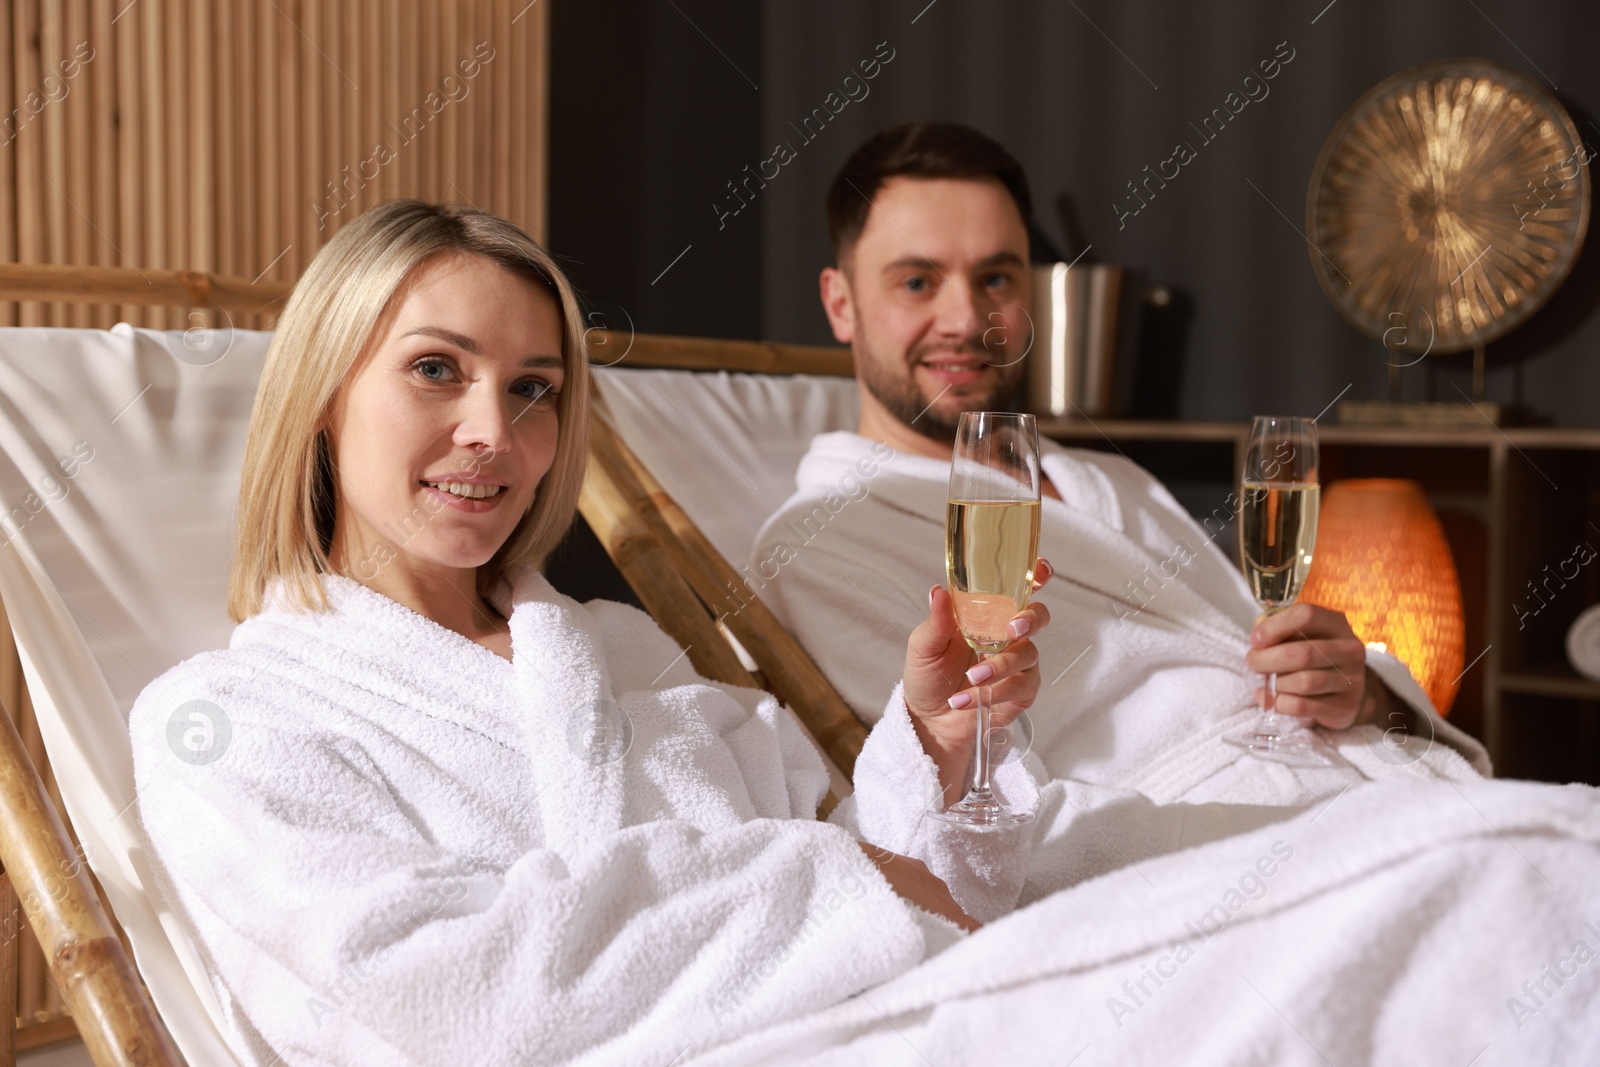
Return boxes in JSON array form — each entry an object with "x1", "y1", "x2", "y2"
[
  {"x1": 904, "y1": 276, "x2": 931, "y2": 294},
  {"x1": 984, "y1": 273, "x2": 1011, "y2": 290}
]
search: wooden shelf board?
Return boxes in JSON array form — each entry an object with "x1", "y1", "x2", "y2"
[
  {"x1": 1500, "y1": 669, "x2": 1600, "y2": 701},
  {"x1": 1037, "y1": 419, "x2": 1600, "y2": 449}
]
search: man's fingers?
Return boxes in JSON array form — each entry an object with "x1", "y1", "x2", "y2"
[
  {"x1": 1271, "y1": 668, "x2": 1360, "y2": 698},
  {"x1": 1245, "y1": 636, "x2": 1364, "y2": 676},
  {"x1": 1249, "y1": 602, "x2": 1352, "y2": 647}
]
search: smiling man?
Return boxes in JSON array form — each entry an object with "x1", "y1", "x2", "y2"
[{"x1": 753, "y1": 122, "x2": 1490, "y2": 813}]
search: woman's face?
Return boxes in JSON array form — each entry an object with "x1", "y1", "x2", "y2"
[{"x1": 324, "y1": 252, "x2": 565, "y2": 585}]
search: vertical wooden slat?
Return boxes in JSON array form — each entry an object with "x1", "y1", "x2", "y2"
[
  {"x1": 276, "y1": 0, "x2": 298, "y2": 280},
  {"x1": 214, "y1": 0, "x2": 235, "y2": 282},
  {"x1": 529, "y1": 0, "x2": 547, "y2": 240},
  {"x1": 490, "y1": 0, "x2": 509, "y2": 213},
  {"x1": 115, "y1": 0, "x2": 144, "y2": 328},
  {"x1": 508, "y1": 0, "x2": 525, "y2": 230},
  {"x1": 0, "y1": 3, "x2": 16, "y2": 328},
  {"x1": 258, "y1": 0, "x2": 281, "y2": 288},
  {"x1": 191, "y1": 0, "x2": 214, "y2": 282},
  {"x1": 139, "y1": 0, "x2": 164, "y2": 328},
  {"x1": 298, "y1": 0, "x2": 320, "y2": 264},
  {"x1": 375, "y1": 0, "x2": 394, "y2": 201},
  {"x1": 319, "y1": 0, "x2": 339, "y2": 252},
  {"x1": 233, "y1": 0, "x2": 258, "y2": 304},
  {"x1": 0, "y1": 873, "x2": 14, "y2": 1064},
  {"x1": 441, "y1": 0, "x2": 459, "y2": 203},
  {"x1": 14, "y1": 1, "x2": 44, "y2": 327},
  {"x1": 162, "y1": 0, "x2": 186, "y2": 328},
  {"x1": 399, "y1": 0, "x2": 419, "y2": 201},
  {"x1": 38, "y1": 2, "x2": 66, "y2": 328},
  {"x1": 342, "y1": 0, "x2": 360, "y2": 221},
  {"x1": 61, "y1": 3, "x2": 92, "y2": 329},
  {"x1": 90, "y1": 0, "x2": 118, "y2": 330}
]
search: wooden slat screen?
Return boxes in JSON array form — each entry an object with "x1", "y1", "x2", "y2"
[
  {"x1": 0, "y1": 0, "x2": 549, "y2": 1048},
  {"x1": 0, "y1": 0, "x2": 549, "y2": 332}
]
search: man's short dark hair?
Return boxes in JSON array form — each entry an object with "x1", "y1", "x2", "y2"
[{"x1": 825, "y1": 122, "x2": 1032, "y2": 261}]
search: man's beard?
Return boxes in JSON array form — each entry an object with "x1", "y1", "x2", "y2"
[{"x1": 856, "y1": 335, "x2": 1027, "y2": 442}]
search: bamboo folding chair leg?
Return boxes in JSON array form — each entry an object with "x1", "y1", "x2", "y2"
[
  {"x1": 0, "y1": 703, "x2": 180, "y2": 1067},
  {"x1": 586, "y1": 416, "x2": 870, "y2": 777},
  {"x1": 0, "y1": 873, "x2": 13, "y2": 1066}
]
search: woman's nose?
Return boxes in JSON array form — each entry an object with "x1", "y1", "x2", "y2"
[{"x1": 453, "y1": 386, "x2": 515, "y2": 456}]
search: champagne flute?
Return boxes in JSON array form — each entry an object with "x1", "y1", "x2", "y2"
[
  {"x1": 1223, "y1": 416, "x2": 1337, "y2": 766},
  {"x1": 930, "y1": 412, "x2": 1041, "y2": 827}
]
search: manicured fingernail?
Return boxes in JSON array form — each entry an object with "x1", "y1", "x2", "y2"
[
  {"x1": 1038, "y1": 557, "x2": 1052, "y2": 574},
  {"x1": 1008, "y1": 617, "x2": 1031, "y2": 639},
  {"x1": 965, "y1": 662, "x2": 994, "y2": 686},
  {"x1": 947, "y1": 691, "x2": 974, "y2": 710},
  {"x1": 929, "y1": 585, "x2": 940, "y2": 611}
]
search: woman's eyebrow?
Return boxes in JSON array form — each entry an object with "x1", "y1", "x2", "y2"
[
  {"x1": 402, "y1": 326, "x2": 560, "y2": 368},
  {"x1": 403, "y1": 325, "x2": 480, "y2": 352}
]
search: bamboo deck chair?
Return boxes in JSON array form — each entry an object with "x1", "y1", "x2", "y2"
[{"x1": 0, "y1": 264, "x2": 869, "y2": 1065}]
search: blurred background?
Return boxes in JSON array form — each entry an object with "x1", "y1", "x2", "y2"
[{"x1": 551, "y1": 0, "x2": 1600, "y2": 425}]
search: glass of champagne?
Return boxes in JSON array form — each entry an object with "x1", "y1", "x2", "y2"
[
  {"x1": 931, "y1": 411, "x2": 1041, "y2": 827},
  {"x1": 1223, "y1": 415, "x2": 1337, "y2": 766}
]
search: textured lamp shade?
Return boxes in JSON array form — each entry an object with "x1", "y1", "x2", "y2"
[{"x1": 1299, "y1": 479, "x2": 1467, "y2": 714}]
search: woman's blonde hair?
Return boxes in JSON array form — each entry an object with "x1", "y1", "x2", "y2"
[{"x1": 227, "y1": 200, "x2": 590, "y2": 622}]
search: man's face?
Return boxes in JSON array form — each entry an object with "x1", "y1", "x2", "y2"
[{"x1": 821, "y1": 177, "x2": 1031, "y2": 442}]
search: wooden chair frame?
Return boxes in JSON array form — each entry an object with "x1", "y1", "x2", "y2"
[{"x1": 0, "y1": 263, "x2": 869, "y2": 1064}]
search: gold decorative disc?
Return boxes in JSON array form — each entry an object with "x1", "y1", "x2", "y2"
[{"x1": 1306, "y1": 58, "x2": 1590, "y2": 355}]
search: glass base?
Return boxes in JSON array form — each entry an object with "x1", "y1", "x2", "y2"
[
  {"x1": 1222, "y1": 723, "x2": 1342, "y2": 768},
  {"x1": 926, "y1": 792, "x2": 1035, "y2": 828}
]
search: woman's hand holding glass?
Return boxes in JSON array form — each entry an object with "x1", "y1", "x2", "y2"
[{"x1": 901, "y1": 560, "x2": 1053, "y2": 809}]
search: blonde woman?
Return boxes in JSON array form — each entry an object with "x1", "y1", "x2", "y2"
[{"x1": 128, "y1": 200, "x2": 1050, "y2": 1065}]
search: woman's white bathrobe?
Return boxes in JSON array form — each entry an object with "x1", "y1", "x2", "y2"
[{"x1": 128, "y1": 567, "x2": 1007, "y2": 1067}]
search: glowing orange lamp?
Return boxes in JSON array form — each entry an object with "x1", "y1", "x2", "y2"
[{"x1": 1300, "y1": 479, "x2": 1467, "y2": 714}]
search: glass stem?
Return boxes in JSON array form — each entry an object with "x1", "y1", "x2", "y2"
[
  {"x1": 1262, "y1": 669, "x2": 1282, "y2": 733},
  {"x1": 969, "y1": 654, "x2": 994, "y2": 799}
]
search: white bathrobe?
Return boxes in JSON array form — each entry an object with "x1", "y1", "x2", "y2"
[
  {"x1": 128, "y1": 563, "x2": 1600, "y2": 1065},
  {"x1": 129, "y1": 565, "x2": 1009, "y2": 1067},
  {"x1": 751, "y1": 432, "x2": 1489, "y2": 811}
]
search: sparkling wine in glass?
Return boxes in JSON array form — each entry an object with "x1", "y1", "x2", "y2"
[
  {"x1": 931, "y1": 412, "x2": 1041, "y2": 827},
  {"x1": 1223, "y1": 416, "x2": 1338, "y2": 766}
]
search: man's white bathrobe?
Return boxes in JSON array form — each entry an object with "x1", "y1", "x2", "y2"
[
  {"x1": 128, "y1": 566, "x2": 1012, "y2": 1066},
  {"x1": 751, "y1": 432, "x2": 1490, "y2": 813}
]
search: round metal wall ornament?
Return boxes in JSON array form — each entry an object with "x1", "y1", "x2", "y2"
[{"x1": 1306, "y1": 58, "x2": 1590, "y2": 356}]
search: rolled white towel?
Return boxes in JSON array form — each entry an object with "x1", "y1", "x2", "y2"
[{"x1": 1566, "y1": 603, "x2": 1600, "y2": 680}]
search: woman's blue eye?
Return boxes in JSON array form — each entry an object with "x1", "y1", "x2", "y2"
[
  {"x1": 414, "y1": 358, "x2": 453, "y2": 381},
  {"x1": 514, "y1": 380, "x2": 554, "y2": 401}
]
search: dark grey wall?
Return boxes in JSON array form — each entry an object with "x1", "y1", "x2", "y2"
[
  {"x1": 551, "y1": 0, "x2": 1600, "y2": 425},
  {"x1": 548, "y1": 0, "x2": 764, "y2": 339}
]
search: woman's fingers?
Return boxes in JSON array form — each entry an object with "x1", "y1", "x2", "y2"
[
  {"x1": 946, "y1": 640, "x2": 1040, "y2": 717},
  {"x1": 1029, "y1": 557, "x2": 1054, "y2": 593},
  {"x1": 1006, "y1": 599, "x2": 1051, "y2": 641}
]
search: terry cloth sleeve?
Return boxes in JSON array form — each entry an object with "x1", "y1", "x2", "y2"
[
  {"x1": 130, "y1": 664, "x2": 928, "y2": 1067},
  {"x1": 838, "y1": 682, "x2": 1040, "y2": 924}
]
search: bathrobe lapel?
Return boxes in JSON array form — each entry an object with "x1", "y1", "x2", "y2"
[{"x1": 497, "y1": 565, "x2": 628, "y2": 859}]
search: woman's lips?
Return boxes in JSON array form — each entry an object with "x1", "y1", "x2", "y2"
[{"x1": 419, "y1": 482, "x2": 506, "y2": 513}]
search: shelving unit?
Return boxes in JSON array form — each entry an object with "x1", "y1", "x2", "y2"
[{"x1": 1039, "y1": 418, "x2": 1600, "y2": 785}]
